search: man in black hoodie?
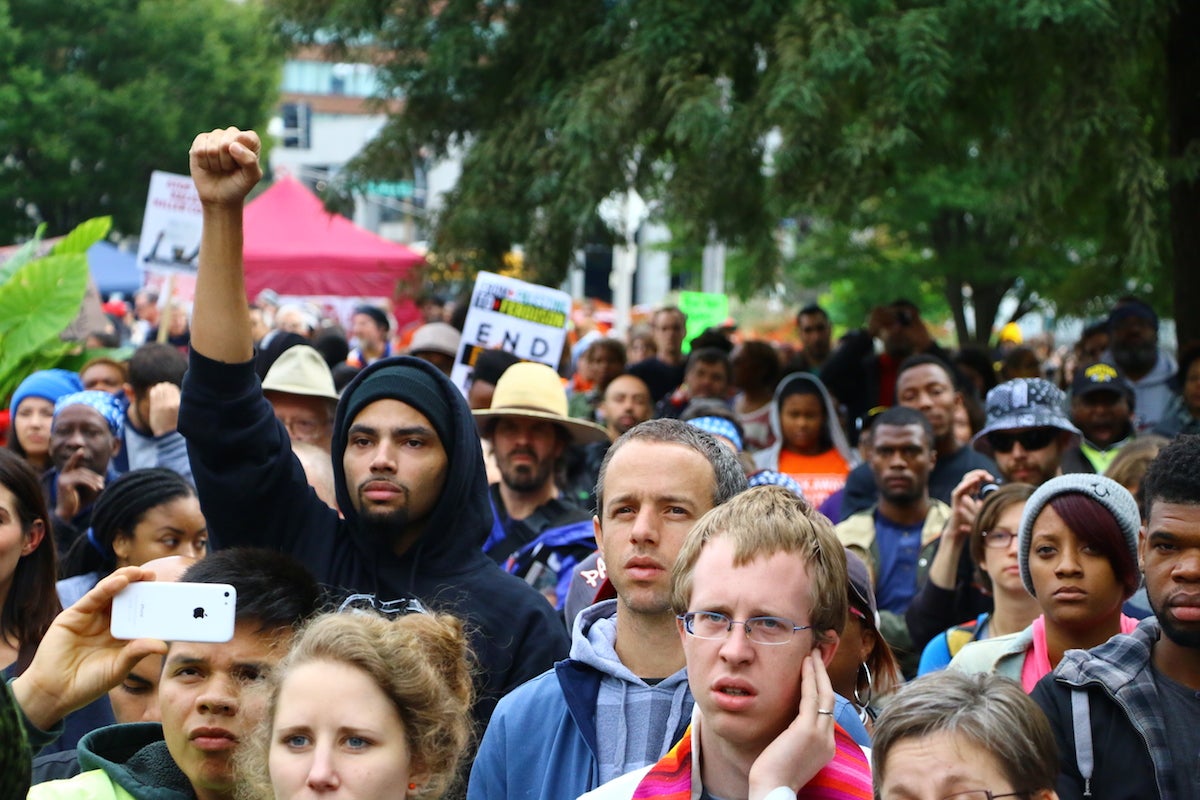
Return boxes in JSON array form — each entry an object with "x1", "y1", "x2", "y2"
[{"x1": 177, "y1": 126, "x2": 569, "y2": 727}]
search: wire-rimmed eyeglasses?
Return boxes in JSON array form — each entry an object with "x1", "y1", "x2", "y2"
[{"x1": 678, "y1": 611, "x2": 812, "y2": 645}]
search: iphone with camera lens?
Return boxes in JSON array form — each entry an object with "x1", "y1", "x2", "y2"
[{"x1": 110, "y1": 582, "x2": 237, "y2": 643}]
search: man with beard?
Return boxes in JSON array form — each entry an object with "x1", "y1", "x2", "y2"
[
  {"x1": 821, "y1": 300, "x2": 952, "y2": 443},
  {"x1": 836, "y1": 406, "x2": 950, "y2": 673},
  {"x1": 474, "y1": 361, "x2": 610, "y2": 609},
  {"x1": 178, "y1": 127, "x2": 568, "y2": 730},
  {"x1": 1104, "y1": 298, "x2": 1177, "y2": 431},
  {"x1": 1033, "y1": 435, "x2": 1200, "y2": 799}
]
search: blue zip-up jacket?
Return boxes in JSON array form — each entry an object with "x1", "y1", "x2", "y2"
[{"x1": 467, "y1": 601, "x2": 692, "y2": 800}]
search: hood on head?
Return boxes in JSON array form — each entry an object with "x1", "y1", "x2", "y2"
[
  {"x1": 331, "y1": 356, "x2": 493, "y2": 573},
  {"x1": 766, "y1": 372, "x2": 860, "y2": 468}
]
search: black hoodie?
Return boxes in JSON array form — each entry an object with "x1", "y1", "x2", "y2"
[{"x1": 179, "y1": 351, "x2": 569, "y2": 726}]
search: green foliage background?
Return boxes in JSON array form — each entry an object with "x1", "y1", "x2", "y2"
[
  {"x1": 0, "y1": 0, "x2": 285, "y2": 243},
  {"x1": 272, "y1": 2, "x2": 1199, "y2": 342}
]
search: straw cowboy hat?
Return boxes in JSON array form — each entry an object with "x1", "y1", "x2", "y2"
[{"x1": 473, "y1": 361, "x2": 611, "y2": 445}]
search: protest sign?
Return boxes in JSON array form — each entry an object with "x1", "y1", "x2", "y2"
[
  {"x1": 678, "y1": 291, "x2": 729, "y2": 353},
  {"x1": 137, "y1": 171, "x2": 203, "y2": 276},
  {"x1": 450, "y1": 272, "x2": 571, "y2": 396}
]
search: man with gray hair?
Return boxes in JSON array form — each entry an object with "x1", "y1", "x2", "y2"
[{"x1": 469, "y1": 419, "x2": 747, "y2": 800}]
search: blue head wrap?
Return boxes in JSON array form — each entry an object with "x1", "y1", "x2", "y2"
[
  {"x1": 54, "y1": 390, "x2": 124, "y2": 439},
  {"x1": 686, "y1": 416, "x2": 743, "y2": 453},
  {"x1": 747, "y1": 469, "x2": 806, "y2": 500}
]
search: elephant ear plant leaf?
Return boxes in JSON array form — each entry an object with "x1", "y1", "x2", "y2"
[{"x1": 0, "y1": 216, "x2": 111, "y2": 404}]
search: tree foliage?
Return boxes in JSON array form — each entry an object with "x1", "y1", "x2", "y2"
[
  {"x1": 0, "y1": 0, "x2": 285, "y2": 243},
  {"x1": 268, "y1": 0, "x2": 1194, "y2": 344}
]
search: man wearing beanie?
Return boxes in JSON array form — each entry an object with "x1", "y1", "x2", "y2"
[
  {"x1": 179, "y1": 127, "x2": 569, "y2": 730},
  {"x1": 1033, "y1": 436, "x2": 1200, "y2": 799},
  {"x1": 346, "y1": 304, "x2": 393, "y2": 368}
]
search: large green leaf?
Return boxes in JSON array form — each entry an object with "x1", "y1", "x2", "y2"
[
  {"x1": 0, "y1": 341, "x2": 79, "y2": 409},
  {"x1": 49, "y1": 216, "x2": 112, "y2": 257},
  {"x1": 0, "y1": 253, "x2": 90, "y2": 393},
  {"x1": 0, "y1": 223, "x2": 47, "y2": 286}
]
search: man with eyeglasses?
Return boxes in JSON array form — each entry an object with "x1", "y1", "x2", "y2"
[
  {"x1": 260, "y1": 344, "x2": 338, "y2": 452},
  {"x1": 907, "y1": 378, "x2": 1081, "y2": 654},
  {"x1": 836, "y1": 406, "x2": 950, "y2": 675},
  {"x1": 580, "y1": 485, "x2": 872, "y2": 800}
]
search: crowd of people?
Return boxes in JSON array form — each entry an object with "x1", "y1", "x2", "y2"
[{"x1": 0, "y1": 125, "x2": 1197, "y2": 799}]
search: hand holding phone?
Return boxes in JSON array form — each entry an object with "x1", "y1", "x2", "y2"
[
  {"x1": 111, "y1": 582, "x2": 237, "y2": 643},
  {"x1": 10, "y1": 567, "x2": 169, "y2": 732}
]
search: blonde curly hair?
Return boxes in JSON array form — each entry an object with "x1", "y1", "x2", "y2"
[{"x1": 236, "y1": 611, "x2": 475, "y2": 800}]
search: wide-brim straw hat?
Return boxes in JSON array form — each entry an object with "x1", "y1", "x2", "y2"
[{"x1": 473, "y1": 361, "x2": 611, "y2": 445}]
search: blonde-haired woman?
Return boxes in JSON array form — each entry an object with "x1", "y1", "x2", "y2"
[{"x1": 238, "y1": 610, "x2": 474, "y2": 800}]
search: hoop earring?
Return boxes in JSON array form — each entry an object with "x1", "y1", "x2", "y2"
[{"x1": 853, "y1": 661, "x2": 873, "y2": 708}]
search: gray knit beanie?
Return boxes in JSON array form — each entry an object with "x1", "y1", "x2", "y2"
[{"x1": 1018, "y1": 473, "x2": 1141, "y2": 596}]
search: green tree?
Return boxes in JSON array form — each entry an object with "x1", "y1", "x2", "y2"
[
  {"x1": 268, "y1": 0, "x2": 1196, "y2": 345},
  {"x1": 0, "y1": 0, "x2": 285, "y2": 243}
]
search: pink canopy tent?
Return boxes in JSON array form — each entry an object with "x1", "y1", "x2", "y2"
[{"x1": 241, "y1": 175, "x2": 424, "y2": 299}]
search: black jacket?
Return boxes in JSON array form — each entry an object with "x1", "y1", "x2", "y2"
[
  {"x1": 1031, "y1": 620, "x2": 1172, "y2": 799},
  {"x1": 179, "y1": 352, "x2": 569, "y2": 727}
]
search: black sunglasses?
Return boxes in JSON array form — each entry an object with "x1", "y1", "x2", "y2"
[{"x1": 986, "y1": 428, "x2": 1059, "y2": 453}]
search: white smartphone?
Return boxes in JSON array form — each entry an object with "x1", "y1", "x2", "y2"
[{"x1": 110, "y1": 582, "x2": 237, "y2": 643}]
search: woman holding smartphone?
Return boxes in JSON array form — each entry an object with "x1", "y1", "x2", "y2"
[{"x1": 918, "y1": 483, "x2": 1042, "y2": 674}]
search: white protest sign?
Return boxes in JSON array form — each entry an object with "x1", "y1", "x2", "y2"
[
  {"x1": 451, "y1": 272, "x2": 571, "y2": 397},
  {"x1": 137, "y1": 171, "x2": 203, "y2": 276}
]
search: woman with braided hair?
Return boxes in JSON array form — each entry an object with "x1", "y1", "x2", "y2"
[{"x1": 57, "y1": 467, "x2": 207, "y2": 607}]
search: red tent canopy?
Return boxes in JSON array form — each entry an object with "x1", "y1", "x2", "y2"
[{"x1": 242, "y1": 175, "x2": 424, "y2": 298}]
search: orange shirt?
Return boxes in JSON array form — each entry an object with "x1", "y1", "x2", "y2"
[{"x1": 777, "y1": 448, "x2": 850, "y2": 507}]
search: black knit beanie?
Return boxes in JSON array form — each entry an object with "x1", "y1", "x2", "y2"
[{"x1": 340, "y1": 363, "x2": 452, "y2": 447}]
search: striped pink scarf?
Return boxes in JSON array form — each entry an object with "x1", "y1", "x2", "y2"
[{"x1": 630, "y1": 723, "x2": 872, "y2": 800}]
